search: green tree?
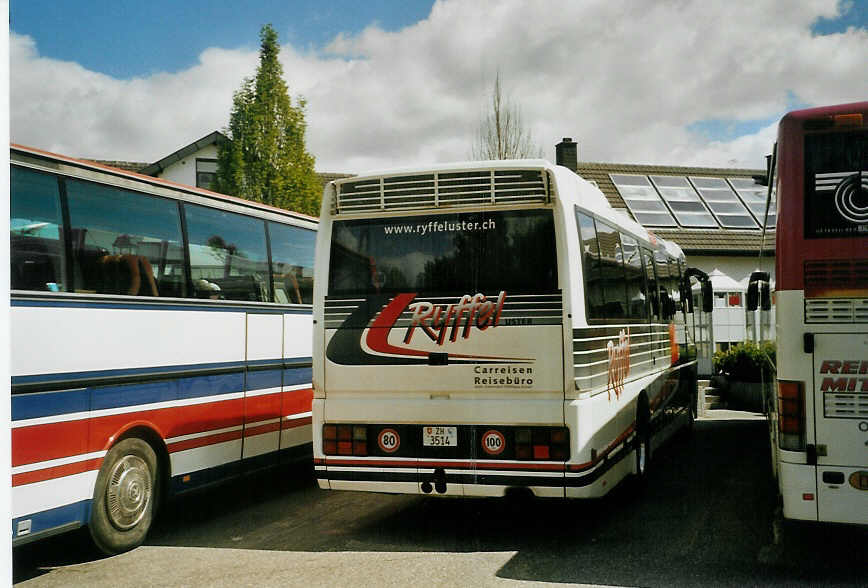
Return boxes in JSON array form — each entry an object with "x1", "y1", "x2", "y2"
[{"x1": 215, "y1": 24, "x2": 321, "y2": 216}]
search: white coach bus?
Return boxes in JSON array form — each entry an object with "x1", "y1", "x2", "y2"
[
  {"x1": 11, "y1": 145, "x2": 316, "y2": 553},
  {"x1": 312, "y1": 160, "x2": 704, "y2": 498}
]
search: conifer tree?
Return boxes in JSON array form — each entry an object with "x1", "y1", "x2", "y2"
[{"x1": 215, "y1": 24, "x2": 321, "y2": 216}]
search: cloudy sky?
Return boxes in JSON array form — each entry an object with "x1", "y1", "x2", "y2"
[{"x1": 9, "y1": 0, "x2": 868, "y2": 174}]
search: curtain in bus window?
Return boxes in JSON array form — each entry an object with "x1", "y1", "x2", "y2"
[
  {"x1": 669, "y1": 258, "x2": 683, "y2": 311},
  {"x1": 66, "y1": 179, "x2": 185, "y2": 297},
  {"x1": 654, "y1": 251, "x2": 671, "y2": 319},
  {"x1": 576, "y1": 212, "x2": 604, "y2": 319},
  {"x1": 595, "y1": 221, "x2": 627, "y2": 319},
  {"x1": 641, "y1": 248, "x2": 659, "y2": 320},
  {"x1": 804, "y1": 130, "x2": 868, "y2": 238},
  {"x1": 10, "y1": 167, "x2": 67, "y2": 292},
  {"x1": 185, "y1": 205, "x2": 270, "y2": 302},
  {"x1": 620, "y1": 233, "x2": 647, "y2": 320},
  {"x1": 269, "y1": 222, "x2": 316, "y2": 304},
  {"x1": 328, "y1": 209, "x2": 557, "y2": 297}
]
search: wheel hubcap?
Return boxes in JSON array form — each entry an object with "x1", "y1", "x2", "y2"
[
  {"x1": 106, "y1": 455, "x2": 151, "y2": 531},
  {"x1": 638, "y1": 441, "x2": 647, "y2": 474}
]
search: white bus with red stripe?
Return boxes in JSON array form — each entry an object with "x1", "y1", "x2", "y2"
[
  {"x1": 749, "y1": 102, "x2": 868, "y2": 525},
  {"x1": 312, "y1": 160, "x2": 703, "y2": 499},
  {"x1": 10, "y1": 145, "x2": 316, "y2": 553}
]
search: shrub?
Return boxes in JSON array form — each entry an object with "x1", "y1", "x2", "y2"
[{"x1": 713, "y1": 341, "x2": 776, "y2": 383}]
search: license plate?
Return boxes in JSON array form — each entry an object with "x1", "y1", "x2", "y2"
[{"x1": 423, "y1": 426, "x2": 457, "y2": 447}]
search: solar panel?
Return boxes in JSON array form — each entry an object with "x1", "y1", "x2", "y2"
[
  {"x1": 728, "y1": 177, "x2": 776, "y2": 228},
  {"x1": 689, "y1": 177, "x2": 758, "y2": 229},
  {"x1": 609, "y1": 174, "x2": 677, "y2": 227},
  {"x1": 648, "y1": 176, "x2": 717, "y2": 227}
]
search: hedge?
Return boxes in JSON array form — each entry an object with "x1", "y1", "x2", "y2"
[{"x1": 712, "y1": 341, "x2": 776, "y2": 383}]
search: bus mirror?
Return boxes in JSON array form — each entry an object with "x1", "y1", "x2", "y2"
[
  {"x1": 747, "y1": 282, "x2": 759, "y2": 311},
  {"x1": 701, "y1": 282, "x2": 713, "y2": 313},
  {"x1": 682, "y1": 281, "x2": 694, "y2": 314},
  {"x1": 747, "y1": 271, "x2": 770, "y2": 312},
  {"x1": 659, "y1": 289, "x2": 672, "y2": 320},
  {"x1": 761, "y1": 282, "x2": 771, "y2": 311}
]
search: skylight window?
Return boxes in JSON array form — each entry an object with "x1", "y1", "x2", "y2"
[
  {"x1": 728, "y1": 178, "x2": 776, "y2": 228},
  {"x1": 648, "y1": 176, "x2": 717, "y2": 228},
  {"x1": 689, "y1": 177, "x2": 758, "y2": 229},
  {"x1": 609, "y1": 174, "x2": 677, "y2": 227}
]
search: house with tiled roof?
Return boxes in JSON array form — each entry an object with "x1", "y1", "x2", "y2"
[{"x1": 91, "y1": 131, "x2": 352, "y2": 195}]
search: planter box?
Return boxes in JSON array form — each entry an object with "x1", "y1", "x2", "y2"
[{"x1": 726, "y1": 380, "x2": 771, "y2": 413}]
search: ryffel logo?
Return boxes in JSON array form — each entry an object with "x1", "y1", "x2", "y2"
[
  {"x1": 324, "y1": 291, "x2": 531, "y2": 366},
  {"x1": 404, "y1": 291, "x2": 506, "y2": 345},
  {"x1": 816, "y1": 171, "x2": 868, "y2": 224},
  {"x1": 607, "y1": 328, "x2": 631, "y2": 401}
]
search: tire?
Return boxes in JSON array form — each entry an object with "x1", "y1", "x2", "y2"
[
  {"x1": 89, "y1": 437, "x2": 159, "y2": 555},
  {"x1": 684, "y1": 390, "x2": 697, "y2": 436},
  {"x1": 634, "y1": 401, "x2": 652, "y2": 484}
]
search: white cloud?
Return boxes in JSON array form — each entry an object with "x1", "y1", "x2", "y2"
[{"x1": 10, "y1": 0, "x2": 868, "y2": 174}]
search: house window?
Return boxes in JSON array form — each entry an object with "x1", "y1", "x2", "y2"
[{"x1": 196, "y1": 159, "x2": 218, "y2": 190}]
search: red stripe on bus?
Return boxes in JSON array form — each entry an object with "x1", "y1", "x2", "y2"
[
  {"x1": 282, "y1": 388, "x2": 313, "y2": 416},
  {"x1": 283, "y1": 416, "x2": 313, "y2": 429},
  {"x1": 322, "y1": 457, "x2": 566, "y2": 472},
  {"x1": 12, "y1": 397, "x2": 245, "y2": 467},
  {"x1": 12, "y1": 457, "x2": 103, "y2": 487},
  {"x1": 567, "y1": 424, "x2": 634, "y2": 472},
  {"x1": 243, "y1": 421, "x2": 282, "y2": 438},
  {"x1": 167, "y1": 430, "x2": 243, "y2": 454}
]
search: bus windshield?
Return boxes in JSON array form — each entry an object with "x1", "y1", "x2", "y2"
[{"x1": 328, "y1": 208, "x2": 557, "y2": 297}]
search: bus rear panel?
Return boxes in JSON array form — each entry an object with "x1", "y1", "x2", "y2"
[{"x1": 313, "y1": 162, "x2": 697, "y2": 499}]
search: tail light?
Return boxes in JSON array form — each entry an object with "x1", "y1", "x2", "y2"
[
  {"x1": 515, "y1": 427, "x2": 569, "y2": 461},
  {"x1": 323, "y1": 424, "x2": 368, "y2": 456},
  {"x1": 778, "y1": 380, "x2": 805, "y2": 451}
]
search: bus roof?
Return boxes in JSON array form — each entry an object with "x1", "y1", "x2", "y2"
[
  {"x1": 11, "y1": 143, "x2": 319, "y2": 224},
  {"x1": 781, "y1": 101, "x2": 868, "y2": 123},
  {"x1": 331, "y1": 158, "x2": 683, "y2": 261}
]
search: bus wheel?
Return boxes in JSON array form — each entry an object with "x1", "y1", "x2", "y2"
[
  {"x1": 89, "y1": 438, "x2": 158, "y2": 555},
  {"x1": 634, "y1": 403, "x2": 652, "y2": 483}
]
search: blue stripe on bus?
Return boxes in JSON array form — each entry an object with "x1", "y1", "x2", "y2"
[
  {"x1": 12, "y1": 364, "x2": 312, "y2": 421},
  {"x1": 11, "y1": 297, "x2": 313, "y2": 315},
  {"x1": 12, "y1": 358, "x2": 312, "y2": 390},
  {"x1": 12, "y1": 500, "x2": 89, "y2": 542},
  {"x1": 247, "y1": 369, "x2": 282, "y2": 391},
  {"x1": 11, "y1": 360, "x2": 246, "y2": 388},
  {"x1": 12, "y1": 389, "x2": 91, "y2": 421},
  {"x1": 284, "y1": 366, "x2": 313, "y2": 387}
]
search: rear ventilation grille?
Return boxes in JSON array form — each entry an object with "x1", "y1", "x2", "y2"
[
  {"x1": 333, "y1": 169, "x2": 549, "y2": 214},
  {"x1": 824, "y1": 393, "x2": 868, "y2": 419},
  {"x1": 804, "y1": 259, "x2": 868, "y2": 298},
  {"x1": 805, "y1": 298, "x2": 868, "y2": 323}
]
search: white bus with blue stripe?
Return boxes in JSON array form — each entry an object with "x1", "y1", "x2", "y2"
[
  {"x1": 10, "y1": 144, "x2": 316, "y2": 553},
  {"x1": 312, "y1": 160, "x2": 703, "y2": 500}
]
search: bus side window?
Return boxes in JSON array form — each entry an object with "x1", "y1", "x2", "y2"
[
  {"x1": 269, "y1": 222, "x2": 316, "y2": 304},
  {"x1": 641, "y1": 247, "x2": 659, "y2": 320},
  {"x1": 654, "y1": 251, "x2": 671, "y2": 320},
  {"x1": 595, "y1": 220, "x2": 627, "y2": 319},
  {"x1": 575, "y1": 212, "x2": 605, "y2": 319},
  {"x1": 10, "y1": 167, "x2": 67, "y2": 292},
  {"x1": 185, "y1": 205, "x2": 270, "y2": 302},
  {"x1": 66, "y1": 179, "x2": 185, "y2": 297},
  {"x1": 620, "y1": 233, "x2": 647, "y2": 321},
  {"x1": 668, "y1": 258, "x2": 682, "y2": 313}
]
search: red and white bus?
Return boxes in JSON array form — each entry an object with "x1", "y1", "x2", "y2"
[
  {"x1": 10, "y1": 145, "x2": 316, "y2": 553},
  {"x1": 312, "y1": 160, "x2": 706, "y2": 499},
  {"x1": 751, "y1": 102, "x2": 868, "y2": 525}
]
